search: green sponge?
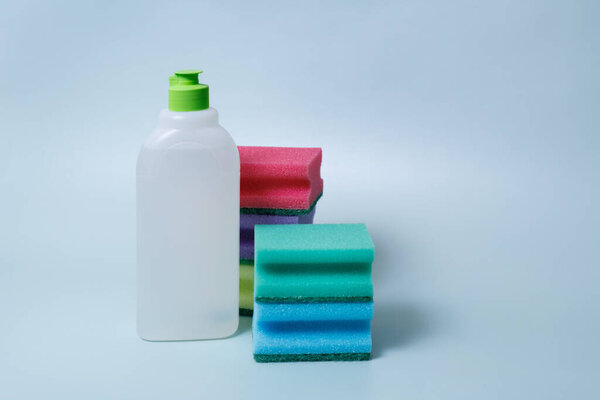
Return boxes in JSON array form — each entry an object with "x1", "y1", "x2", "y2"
[
  {"x1": 254, "y1": 224, "x2": 374, "y2": 303},
  {"x1": 239, "y1": 261, "x2": 254, "y2": 316}
]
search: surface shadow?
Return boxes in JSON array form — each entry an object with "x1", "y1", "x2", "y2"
[
  {"x1": 369, "y1": 226, "x2": 399, "y2": 283},
  {"x1": 371, "y1": 302, "x2": 435, "y2": 358},
  {"x1": 232, "y1": 315, "x2": 252, "y2": 337}
]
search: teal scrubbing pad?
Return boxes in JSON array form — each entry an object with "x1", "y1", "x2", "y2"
[{"x1": 254, "y1": 224, "x2": 374, "y2": 303}]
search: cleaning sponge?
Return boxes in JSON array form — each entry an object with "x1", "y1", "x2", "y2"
[
  {"x1": 254, "y1": 224, "x2": 374, "y2": 303},
  {"x1": 253, "y1": 224, "x2": 375, "y2": 362},
  {"x1": 254, "y1": 301, "x2": 373, "y2": 322},
  {"x1": 239, "y1": 146, "x2": 323, "y2": 214},
  {"x1": 252, "y1": 315, "x2": 372, "y2": 362},
  {"x1": 237, "y1": 146, "x2": 323, "y2": 316},
  {"x1": 239, "y1": 261, "x2": 254, "y2": 316},
  {"x1": 240, "y1": 209, "x2": 316, "y2": 261}
]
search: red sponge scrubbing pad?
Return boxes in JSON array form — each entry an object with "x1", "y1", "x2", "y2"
[{"x1": 239, "y1": 146, "x2": 323, "y2": 213}]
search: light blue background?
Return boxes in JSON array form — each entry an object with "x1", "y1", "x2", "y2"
[{"x1": 1, "y1": 1, "x2": 599, "y2": 399}]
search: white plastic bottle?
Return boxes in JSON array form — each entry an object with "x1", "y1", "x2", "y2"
[{"x1": 137, "y1": 70, "x2": 239, "y2": 340}]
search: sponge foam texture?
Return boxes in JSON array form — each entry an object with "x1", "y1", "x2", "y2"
[
  {"x1": 253, "y1": 317, "x2": 372, "y2": 356},
  {"x1": 254, "y1": 224, "x2": 374, "y2": 301},
  {"x1": 252, "y1": 224, "x2": 375, "y2": 362},
  {"x1": 239, "y1": 262, "x2": 254, "y2": 312},
  {"x1": 240, "y1": 208, "x2": 315, "y2": 261},
  {"x1": 239, "y1": 146, "x2": 323, "y2": 211},
  {"x1": 254, "y1": 301, "x2": 373, "y2": 322}
]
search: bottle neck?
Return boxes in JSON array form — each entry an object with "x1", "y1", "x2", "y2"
[{"x1": 157, "y1": 107, "x2": 218, "y2": 129}]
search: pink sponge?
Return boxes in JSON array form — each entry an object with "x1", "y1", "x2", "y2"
[{"x1": 239, "y1": 146, "x2": 323, "y2": 212}]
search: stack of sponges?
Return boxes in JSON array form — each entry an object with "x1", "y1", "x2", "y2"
[
  {"x1": 253, "y1": 224, "x2": 375, "y2": 362},
  {"x1": 238, "y1": 146, "x2": 323, "y2": 316}
]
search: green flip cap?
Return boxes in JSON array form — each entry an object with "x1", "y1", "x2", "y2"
[{"x1": 168, "y1": 69, "x2": 209, "y2": 111}]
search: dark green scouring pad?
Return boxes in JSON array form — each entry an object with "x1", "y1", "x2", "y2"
[
  {"x1": 240, "y1": 193, "x2": 322, "y2": 216},
  {"x1": 239, "y1": 308, "x2": 253, "y2": 317},
  {"x1": 254, "y1": 353, "x2": 371, "y2": 363},
  {"x1": 256, "y1": 296, "x2": 373, "y2": 304}
]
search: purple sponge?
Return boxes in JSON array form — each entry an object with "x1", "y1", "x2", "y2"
[{"x1": 240, "y1": 208, "x2": 316, "y2": 261}]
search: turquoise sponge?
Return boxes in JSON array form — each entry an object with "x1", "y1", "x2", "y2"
[
  {"x1": 253, "y1": 224, "x2": 375, "y2": 362},
  {"x1": 254, "y1": 224, "x2": 374, "y2": 303},
  {"x1": 255, "y1": 223, "x2": 375, "y2": 265},
  {"x1": 254, "y1": 301, "x2": 373, "y2": 322}
]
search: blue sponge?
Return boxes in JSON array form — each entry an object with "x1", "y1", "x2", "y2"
[
  {"x1": 253, "y1": 314, "x2": 372, "y2": 359},
  {"x1": 254, "y1": 301, "x2": 373, "y2": 322}
]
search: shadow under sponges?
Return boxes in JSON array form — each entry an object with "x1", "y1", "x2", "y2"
[{"x1": 371, "y1": 302, "x2": 435, "y2": 358}]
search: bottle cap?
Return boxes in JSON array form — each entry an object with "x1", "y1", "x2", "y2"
[{"x1": 168, "y1": 69, "x2": 209, "y2": 112}]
